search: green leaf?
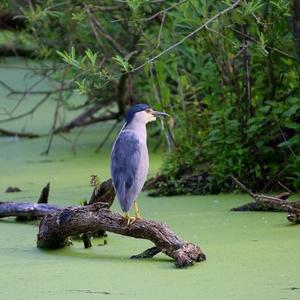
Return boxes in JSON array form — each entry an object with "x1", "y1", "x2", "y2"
[
  {"x1": 282, "y1": 105, "x2": 300, "y2": 117},
  {"x1": 112, "y1": 55, "x2": 132, "y2": 72}
]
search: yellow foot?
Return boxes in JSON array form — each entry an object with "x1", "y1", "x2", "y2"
[{"x1": 124, "y1": 213, "x2": 137, "y2": 225}]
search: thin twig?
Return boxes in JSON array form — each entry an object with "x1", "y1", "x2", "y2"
[
  {"x1": 156, "y1": 11, "x2": 166, "y2": 49},
  {"x1": 150, "y1": 66, "x2": 175, "y2": 151},
  {"x1": 91, "y1": 5, "x2": 123, "y2": 12},
  {"x1": 0, "y1": 94, "x2": 50, "y2": 123},
  {"x1": 278, "y1": 124, "x2": 299, "y2": 161},
  {"x1": 230, "y1": 27, "x2": 299, "y2": 61},
  {"x1": 86, "y1": 6, "x2": 126, "y2": 55},
  {"x1": 0, "y1": 64, "x2": 55, "y2": 70},
  {"x1": 277, "y1": 181, "x2": 294, "y2": 195},
  {"x1": 8, "y1": 70, "x2": 54, "y2": 117},
  {"x1": 41, "y1": 96, "x2": 60, "y2": 155},
  {"x1": 205, "y1": 25, "x2": 237, "y2": 46},
  {"x1": 41, "y1": 70, "x2": 67, "y2": 155},
  {"x1": 8, "y1": 87, "x2": 71, "y2": 95},
  {"x1": 144, "y1": 0, "x2": 188, "y2": 21},
  {"x1": 110, "y1": 0, "x2": 185, "y2": 23}
]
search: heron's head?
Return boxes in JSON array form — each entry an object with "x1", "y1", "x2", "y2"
[{"x1": 125, "y1": 103, "x2": 169, "y2": 125}]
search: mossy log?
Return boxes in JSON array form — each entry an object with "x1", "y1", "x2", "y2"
[{"x1": 0, "y1": 179, "x2": 206, "y2": 268}]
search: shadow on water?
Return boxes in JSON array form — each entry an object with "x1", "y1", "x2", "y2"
[{"x1": 37, "y1": 241, "x2": 173, "y2": 266}]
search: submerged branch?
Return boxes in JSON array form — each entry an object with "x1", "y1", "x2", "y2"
[
  {"x1": 0, "y1": 128, "x2": 43, "y2": 139},
  {"x1": 230, "y1": 176, "x2": 300, "y2": 224}
]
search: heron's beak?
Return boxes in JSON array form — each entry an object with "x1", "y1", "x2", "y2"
[{"x1": 152, "y1": 110, "x2": 169, "y2": 118}]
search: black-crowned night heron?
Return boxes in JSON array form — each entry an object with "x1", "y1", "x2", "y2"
[{"x1": 111, "y1": 104, "x2": 169, "y2": 224}]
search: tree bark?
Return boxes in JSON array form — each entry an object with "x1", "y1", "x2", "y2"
[{"x1": 36, "y1": 202, "x2": 206, "y2": 268}]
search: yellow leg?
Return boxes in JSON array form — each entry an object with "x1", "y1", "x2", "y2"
[
  {"x1": 124, "y1": 212, "x2": 136, "y2": 225},
  {"x1": 134, "y1": 201, "x2": 142, "y2": 220}
]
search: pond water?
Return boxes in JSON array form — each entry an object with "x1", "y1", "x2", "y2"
[{"x1": 0, "y1": 59, "x2": 300, "y2": 300}]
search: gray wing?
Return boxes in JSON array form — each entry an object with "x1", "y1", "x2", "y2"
[{"x1": 111, "y1": 131, "x2": 141, "y2": 212}]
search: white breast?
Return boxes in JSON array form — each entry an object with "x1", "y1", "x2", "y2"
[{"x1": 135, "y1": 142, "x2": 149, "y2": 186}]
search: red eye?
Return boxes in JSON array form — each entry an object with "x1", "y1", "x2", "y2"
[{"x1": 145, "y1": 108, "x2": 152, "y2": 113}]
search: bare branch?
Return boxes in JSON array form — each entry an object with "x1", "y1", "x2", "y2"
[
  {"x1": 229, "y1": 175, "x2": 256, "y2": 197},
  {"x1": 7, "y1": 71, "x2": 54, "y2": 117},
  {"x1": 230, "y1": 27, "x2": 299, "y2": 62},
  {"x1": 9, "y1": 87, "x2": 72, "y2": 95},
  {"x1": 0, "y1": 94, "x2": 50, "y2": 123},
  {"x1": 55, "y1": 109, "x2": 120, "y2": 133},
  {"x1": 95, "y1": 120, "x2": 119, "y2": 153},
  {"x1": 86, "y1": 6, "x2": 126, "y2": 55},
  {"x1": 156, "y1": 11, "x2": 166, "y2": 49},
  {"x1": 144, "y1": 0, "x2": 188, "y2": 21},
  {"x1": 41, "y1": 96, "x2": 61, "y2": 155}
]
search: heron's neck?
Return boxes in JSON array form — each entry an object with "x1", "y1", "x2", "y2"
[{"x1": 124, "y1": 120, "x2": 147, "y2": 142}]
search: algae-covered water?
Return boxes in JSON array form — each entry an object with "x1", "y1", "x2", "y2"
[{"x1": 1, "y1": 59, "x2": 300, "y2": 300}]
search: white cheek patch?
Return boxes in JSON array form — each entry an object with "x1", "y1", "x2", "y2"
[
  {"x1": 134, "y1": 110, "x2": 156, "y2": 123},
  {"x1": 147, "y1": 114, "x2": 156, "y2": 123}
]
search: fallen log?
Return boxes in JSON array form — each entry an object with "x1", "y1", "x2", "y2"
[
  {"x1": 37, "y1": 202, "x2": 206, "y2": 268},
  {"x1": 230, "y1": 176, "x2": 300, "y2": 224},
  {"x1": 0, "y1": 183, "x2": 56, "y2": 220},
  {"x1": 0, "y1": 178, "x2": 206, "y2": 268},
  {"x1": 0, "y1": 201, "x2": 59, "y2": 219},
  {"x1": 0, "y1": 180, "x2": 114, "y2": 220}
]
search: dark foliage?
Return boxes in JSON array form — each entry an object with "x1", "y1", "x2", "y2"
[{"x1": 1, "y1": 0, "x2": 300, "y2": 193}]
